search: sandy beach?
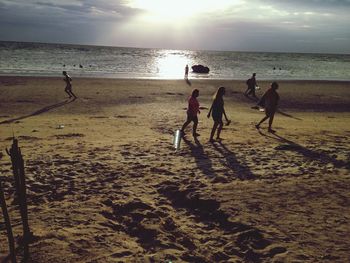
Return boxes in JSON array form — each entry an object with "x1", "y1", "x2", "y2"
[{"x1": 0, "y1": 76, "x2": 349, "y2": 262}]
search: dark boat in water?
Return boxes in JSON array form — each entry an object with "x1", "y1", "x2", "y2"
[{"x1": 192, "y1": 65, "x2": 210, "y2": 73}]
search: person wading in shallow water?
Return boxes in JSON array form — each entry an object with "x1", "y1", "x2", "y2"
[
  {"x1": 63, "y1": 71, "x2": 77, "y2": 99},
  {"x1": 207, "y1": 86, "x2": 230, "y2": 142},
  {"x1": 255, "y1": 81, "x2": 280, "y2": 133},
  {"x1": 181, "y1": 89, "x2": 201, "y2": 137},
  {"x1": 184, "y1": 64, "x2": 189, "y2": 79}
]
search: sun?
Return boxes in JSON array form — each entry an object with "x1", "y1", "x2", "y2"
[
  {"x1": 131, "y1": 0, "x2": 194, "y2": 21},
  {"x1": 127, "y1": 0, "x2": 237, "y2": 24}
]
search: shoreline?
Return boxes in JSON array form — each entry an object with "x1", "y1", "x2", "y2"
[{"x1": 1, "y1": 74, "x2": 350, "y2": 82}]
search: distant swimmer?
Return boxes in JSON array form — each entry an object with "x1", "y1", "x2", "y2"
[
  {"x1": 79, "y1": 64, "x2": 83, "y2": 68},
  {"x1": 181, "y1": 89, "x2": 200, "y2": 137},
  {"x1": 255, "y1": 82, "x2": 280, "y2": 133},
  {"x1": 62, "y1": 71, "x2": 77, "y2": 99}
]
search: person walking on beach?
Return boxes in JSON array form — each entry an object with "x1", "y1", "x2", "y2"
[
  {"x1": 244, "y1": 73, "x2": 258, "y2": 98},
  {"x1": 181, "y1": 89, "x2": 201, "y2": 137},
  {"x1": 63, "y1": 71, "x2": 77, "y2": 99},
  {"x1": 184, "y1": 64, "x2": 189, "y2": 79},
  {"x1": 207, "y1": 86, "x2": 230, "y2": 142},
  {"x1": 255, "y1": 82, "x2": 280, "y2": 133}
]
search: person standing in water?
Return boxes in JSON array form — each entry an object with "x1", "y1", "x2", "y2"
[
  {"x1": 63, "y1": 71, "x2": 77, "y2": 99},
  {"x1": 181, "y1": 89, "x2": 201, "y2": 137},
  {"x1": 255, "y1": 82, "x2": 280, "y2": 133},
  {"x1": 207, "y1": 86, "x2": 230, "y2": 142},
  {"x1": 184, "y1": 64, "x2": 189, "y2": 79}
]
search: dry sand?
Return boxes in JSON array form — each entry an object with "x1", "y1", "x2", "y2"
[{"x1": 0, "y1": 76, "x2": 349, "y2": 262}]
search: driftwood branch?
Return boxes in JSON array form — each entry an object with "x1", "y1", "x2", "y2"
[
  {"x1": 0, "y1": 180, "x2": 17, "y2": 263},
  {"x1": 7, "y1": 138, "x2": 32, "y2": 260}
]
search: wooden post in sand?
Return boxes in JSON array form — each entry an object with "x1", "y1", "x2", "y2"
[
  {"x1": 0, "y1": 181, "x2": 17, "y2": 263},
  {"x1": 6, "y1": 138, "x2": 31, "y2": 260}
]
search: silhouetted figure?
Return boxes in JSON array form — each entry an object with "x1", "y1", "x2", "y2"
[
  {"x1": 181, "y1": 89, "x2": 200, "y2": 137},
  {"x1": 79, "y1": 64, "x2": 83, "y2": 68},
  {"x1": 244, "y1": 73, "x2": 258, "y2": 98},
  {"x1": 184, "y1": 64, "x2": 189, "y2": 79},
  {"x1": 63, "y1": 71, "x2": 77, "y2": 99},
  {"x1": 207, "y1": 87, "x2": 230, "y2": 142},
  {"x1": 255, "y1": 82, "x2": 280, "y2": 133}
]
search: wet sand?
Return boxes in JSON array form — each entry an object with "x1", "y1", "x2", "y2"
[{"x1": 0, "y1": 76, "x2": 349, "y2": 262}]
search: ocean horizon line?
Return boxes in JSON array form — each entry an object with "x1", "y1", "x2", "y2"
[{"x1": 1, "y1": 39, "x2": 349, "y2": 56}]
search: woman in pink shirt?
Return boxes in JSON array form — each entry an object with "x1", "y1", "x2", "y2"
[{"x1": 181, "y1": 89, "x2": 200, "y2": 137}]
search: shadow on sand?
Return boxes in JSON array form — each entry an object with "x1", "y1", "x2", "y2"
[
  {"x1": 0, "y1": 99, "x2": 75, "y2": 125},
  {"x1": 276, "y1": 109, "x2": 302, "y2": 121},
  {"x1": 257, "y1": 129, "x2": 348, "y2": 169},
  {"x1": 251, "y1": 105, "x2": 301, "y2": 121},
  {"x1": 244, "y1": 94, "x2": 259, "y2": 103},
  {"x1": 183, "y1": 136, "x2": 256, "y2": 180},
  {"x1": 182, "y1": 136, "x2": 215, "y2": 178},
  {"x1": 212, "y1": 141, "x2": 256, "y2": 180},
  {"x1": 247, "y1": 94, "x2": 301, "y2": 120},
  {"x1": 185, "y1": 78, "x2": 192, "y2": 86}
]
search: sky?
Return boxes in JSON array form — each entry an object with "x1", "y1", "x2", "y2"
[{"x1": 0, "y1": 0, "x2": 349, "y2": 54}]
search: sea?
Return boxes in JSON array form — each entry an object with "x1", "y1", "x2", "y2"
[{"x1": 0, "y1": 41, "x2": 349, "y2": 81}]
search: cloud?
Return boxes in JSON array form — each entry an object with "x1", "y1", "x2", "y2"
[
  {"x1": 0, "y1": 0, "x2": 143, "y2": 44},
  {"x1": 0, "y1": 0, "x2": 349, "y2": 53}
]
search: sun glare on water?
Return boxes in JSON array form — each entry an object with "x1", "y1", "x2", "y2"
[{"x1": 154, "y1": 50, "x2": 192, "y2": 78}]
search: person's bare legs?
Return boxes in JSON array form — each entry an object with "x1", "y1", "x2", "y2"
[
  {"x1": 70, "y1": 90, "x2": 77, "y2": 99},
  {"x1": 181, "y1": 119, "x2": 191, "y2": 136},
  {"x1": 256, "y1": 115, "x2": 269, "y2": 129},
  {"x1": 192, "y1": 118, "x2": 199, "y2": 137},
  {"x1": 209, "y1": 122, "x2": 219, "y2": 142},
  {"x1": 65, "y1": 88, "x2": 72, "y2": 98},
  {"x1": 268, "y1": 113, "x2": 276, "y2": 133},
  {"x1": 244, "y1": 88, "x2": 250, "y2": 96},
  {"x1": 216, "y1": 121, "x2": 223, "y2": 140}
]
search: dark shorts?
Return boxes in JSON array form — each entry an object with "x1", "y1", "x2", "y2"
[
  {"x1": 212, "y1": 112, "x2": 223, "y2": 123},
  {"x1": 186, "y1": 114, "x2": 198, "y2": 123},
  {"x1": 265, "y1": 108, "x2": 276, "y2": 117}
]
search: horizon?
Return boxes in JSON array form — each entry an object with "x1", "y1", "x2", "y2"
[
  {"x1": 0, "y1": 1, "x2": 349, "y2": 54},
  {"x1": 1, "y1": 39, "x2": 349, "y2": 56}
]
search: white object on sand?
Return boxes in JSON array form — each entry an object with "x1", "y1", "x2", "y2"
[{"x1": 173, "y1": 129, "x2": 182, "y2": 151}]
